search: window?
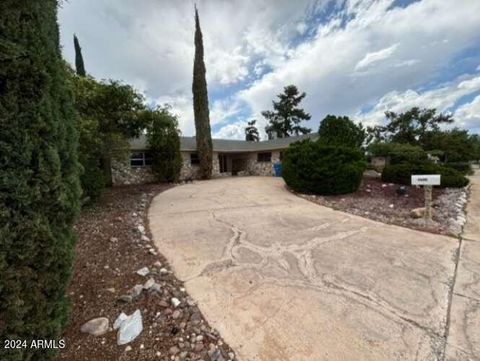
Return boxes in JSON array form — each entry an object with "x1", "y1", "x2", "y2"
[
  {"x1": 257, "y1": 152, "x2": 272, "y2": 162},
  {"x1": 279, "y1": 151, "x2": 284, "y2": 161},
  {"x1": 144, "y1": 152, "x2": 153, "y2": 166},
  {"x1": 130, "y1": 151, "x2": 152, "y2": 167},
  {"x1": 190, "y1": 153, "x2": 200, "y2": 165}
]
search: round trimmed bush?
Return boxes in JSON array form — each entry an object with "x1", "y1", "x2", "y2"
[
  {"x1": 368, "y1": 142, "x2": 428, "y2": 164},
  {"x1": 382, "y1": 162, "x2": 469, "y2": 188},
  {"x1": 282, "y1": 140, "x2": 366, "y2": 195},
  {"x1": 445, "y1": 162, "x2": 473, "y2": 175}
]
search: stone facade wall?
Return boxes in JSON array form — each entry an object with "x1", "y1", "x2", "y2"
[
  {"x1": 245, "y1": 151, "x2": 281, "y2": 176},
  {"x1": 179, "y1": 152, "x2": 200, "y2": 180},
  {"x1": 212, "y1": 152, "x2": 220, "y2": 177},
  {"x1": 112, "y1": 159, "x2": 156, "y2": 186},
  {"x1": 112, "y1": 150, "x2": 282, "y2": 186},
  {"x1": 180, "y1": 151, "x2": 221, "y2": 180}
]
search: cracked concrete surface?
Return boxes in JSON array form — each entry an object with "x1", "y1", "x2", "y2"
[
  {"x1": 149, "y1": 177, "x2": 474, "y2": 361},
  {"x1": 445, "y1": 171, "x2": 480, "y2": 361}
]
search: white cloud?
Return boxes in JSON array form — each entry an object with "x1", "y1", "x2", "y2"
[
  {"x1": 154, "y1": 94, "x2": 194, "y2": 136},
  {"x1": 296, "y1": 22, "x2": 308, "y2": 35},
  {"x1": 59, "y1": 0, "x2": 325, "y2": 134},
  {"x1": 210, "y1": 98, "x2": 243, "y2": 126},
  {"x1": 355, "y1": 44, "x2": 398, "y2": 70},
  {"x1": 155, "y1": 95, "x2": 243, "y2": 136},
  {"x1": 210, "y1": 47, "x2": 249, "y2": 85},
  {"x1": 393, "y1": 59, "x2": 419, "y2": 68},
  {"x1": 59, "y1": 0, "x2": 480, "y2": 138},
  {"x1": 235, "y1": 0, "x2": 480, "y2": 136},
  {"x1": 213, "y1": 121, "x2": 247, "y2": 140},
  {"x1": 454, "y1": 95, "x2": 480, "y2": 132},
  {"x1": 356, "y1": 74, "x2": 480, "y2": 128},
  {"x1": 458, "y1": 76, "x2": 480, "y2": 91},
  {"x1": 59, "y1": 0, "x2": 324, "y2": 92}
]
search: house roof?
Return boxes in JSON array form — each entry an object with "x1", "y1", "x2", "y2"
[{"x1": 130, "y1": 133, "x2": 319, "y2": 153}]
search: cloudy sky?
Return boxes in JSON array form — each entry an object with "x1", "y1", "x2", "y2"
[{"x1": 59, "y1": 0, "x2": 480, "y2": 139}]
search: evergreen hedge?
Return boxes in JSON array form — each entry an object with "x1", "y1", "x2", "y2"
[
  {"x1": 282, "y1": 141, "x2": 366, "y2": 195},
  {"x1": 382, "y1": 162, "x2": 469, "y2": 188},
  {"x1": 0, "y1": 2, "x2": 81, "y2": 360}
]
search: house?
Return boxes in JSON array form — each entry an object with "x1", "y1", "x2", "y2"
[{"x1": 112, "y1": 133, "x2": 319, "y2": 185}]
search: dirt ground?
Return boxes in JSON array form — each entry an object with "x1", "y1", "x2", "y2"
[
  {"x1": 296, "y1": 176, "x2": 467, "y2": 236},
  {"x1": 57, "y1": 184, "x2": 235, "y2": 361}
]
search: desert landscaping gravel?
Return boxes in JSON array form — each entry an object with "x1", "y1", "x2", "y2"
[
  {"x1": 296, "y1": 176, "x2": 468, "y2": 236},
  {"x1": 57, "y1": 184, "x2": 235, "y2": 361}
]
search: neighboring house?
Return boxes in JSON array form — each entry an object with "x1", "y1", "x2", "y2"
[{"x1": 112, "y1": 133, "x2": 318, "y2": 185}]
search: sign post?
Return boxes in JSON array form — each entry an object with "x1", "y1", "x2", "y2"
[
  {"x1": 411, "y1": 175, "x2": 441, "y2": 221},
  {"x1": 424, "y1": 185, "x2": 433, "y2": 220}
]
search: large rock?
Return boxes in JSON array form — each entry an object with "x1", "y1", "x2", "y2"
[
  {"x1": 410, "y1": 207, "x2": 435, "y2": 219},
  {"x1": 113, "y1": 312, "x2": 128, "y2": 330},
  {"x1": 117, "y1": 309, "x2": 143, "y2": 345},
  {"x1": 80, "y1": 317, "x2": 109, "y2": 336},
  {"x1": 136, "y1": 266, "x2": 150, "y2": 277},
  {"x1": 171, "y1": 297, "x2": 181, "y2": 308},
  {"x1": 143, "y1": 278, "x2": 155, "y2": 290},
  {"x1": 130, "y1": 284, "x2": 144, "y2": 299},
  {"x1": 150, "y1": 282, "x2": 162, "y2": 294},
  {"x1": 137, "y1": 224, "x2": 146, "y2": 234}
]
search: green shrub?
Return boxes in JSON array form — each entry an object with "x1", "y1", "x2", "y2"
[
  {"x1": 78, "y1": 153, "x2": 106, "y2": 203},
  {"x1": 70, "y1": 74, "x2": 105, "y2": 202},
  {"x1": 382, "y1": 162, "x2": 469, "y2": 188},
  {"x1": 0, "y1": 2, "x2": 81, "y2": 360},
  {"x1": 318, "y1": 114, "x2": 365, "y2": 148},
  {"x1": 369, "y1": 142, "x2": 427, "y2": 164},
  {"x1": 70, "y1": 71, "x2": 149, "y2": 195},
  {"x1": 146, "y1": 106, "x2": 182, "y2": 183},
  {"x1": 282, "y1": 141, "x2": 366, "y2": 195},
  {"x1": 444, "y1": 162, "x2": 473, "y2": 175}
]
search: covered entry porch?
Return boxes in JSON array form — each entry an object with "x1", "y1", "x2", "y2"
[{"x1": 217, "y1": 153, "x2": 251, "y2": 175}]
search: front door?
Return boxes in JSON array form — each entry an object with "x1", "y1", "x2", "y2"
[{"x1": 219, "y1": 154, "x2": 228, "y2": 173}]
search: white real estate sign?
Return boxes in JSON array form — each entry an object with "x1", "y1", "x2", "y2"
[{"x1": 411, "y1": 174, "x2": 441, "y2": 186}]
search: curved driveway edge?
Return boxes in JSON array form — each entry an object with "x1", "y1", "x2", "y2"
[{"x1": 149, "y1": 177, "x2": 460, "y2": 361}]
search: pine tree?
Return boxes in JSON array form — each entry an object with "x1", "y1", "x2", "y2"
[
  {"x1": 192, "y1": 5, "x2": 213, "y2": 179},
  {"x1": 0, "y1": 2, "x2": 81, "y2": 360},
  {"x1": 245, "y1": 120, "x2": 260, "y2": 142},
  {"x1": 262, "y1": 85, "x2": 311, "y2": 138},
  {"x1": 73, "y1": 34, "x2": 86, "y2": 77}
]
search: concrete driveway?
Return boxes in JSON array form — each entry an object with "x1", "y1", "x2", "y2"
[
  {"x1": 149, "y1": 177, "x2": 469, "y2": 361},
  {"x1": 445, "y1": 171, "x2": 480, "y2": 361}
]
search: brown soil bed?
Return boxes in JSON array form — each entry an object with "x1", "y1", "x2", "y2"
[
  {"x1": 57, "y1": 184, "x2": 235, "y2": 361},
  {"x1": 294, "y1": 176, "x2": 466, "y2": 236}
]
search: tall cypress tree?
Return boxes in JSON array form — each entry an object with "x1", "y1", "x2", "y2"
[
  {"x1": 73, "y1": 33, "x2": 86, "y2": 77},
  {"x1": 0, "y1": 1, "x2": 81, "y2": 360},
  {"x1": 192, "y1": 5, "x2": 213, "y2": 179}
]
